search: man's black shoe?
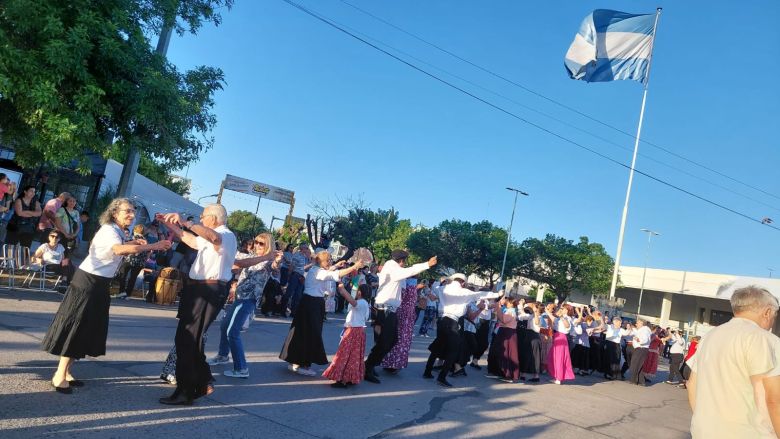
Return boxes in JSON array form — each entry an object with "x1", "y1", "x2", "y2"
[
  {"x1": 422, "y1": 372, "x2": 434, "y2": 379},
  {"x1": 451, "y1": 368, "x2": 467, "y2": 378},
  {"x1": 436, "y1": 378, "x2": 453, "y2": 388},
  {"x1": 364, "y1": 373, "x2": 381, "y2": 384}
]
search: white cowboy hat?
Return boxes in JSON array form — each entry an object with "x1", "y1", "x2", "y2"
[{"x1": 449, "y1": 273, "x2": 467, "y2": 283}]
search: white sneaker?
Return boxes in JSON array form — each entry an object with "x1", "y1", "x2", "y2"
[
  {"x1": 165, "y1": 374, "x2": 177, "y2": 385},
  {"x1": 223, "y1": 369, "x2": 249, "y2": 378},
  {"x1": 115, "y1": 292, "x2": 127, "y2": 299},
  {"x1": 288, "y1": 363, "x2": 299, "y2": 372},
  {"x1": 207, "y1": 355, "x2": 230, "y2": 366},
  {"x1": 551, "y1": 379, "x2": 561, "y2": 385},
  {"x1": 296, "y1": 367, "x2": 317, "y2": 377}
]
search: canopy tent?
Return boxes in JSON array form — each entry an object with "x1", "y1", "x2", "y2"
[{"x1": 715, "y1": 276, "x2": 780, "y2": 301}]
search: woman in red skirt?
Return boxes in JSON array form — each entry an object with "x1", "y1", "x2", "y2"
[
  {"x1": 487, "y1": 297, "x2": 520, "y2": 383},
  {"x1": 323, "y1": 284, "x2": 371, "y2": 388}
]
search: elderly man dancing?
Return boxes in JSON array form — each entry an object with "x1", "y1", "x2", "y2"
[
  {"x1": 158, "y1": 204, "x2": 238, "y2": 405},
  {"x1": 423, "y1": 273, "x2": 500, "y2": 387}
]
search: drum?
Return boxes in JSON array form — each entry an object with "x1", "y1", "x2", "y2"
[{"x1": 154, "y1": 267, "x2": 181, "y2": 305}]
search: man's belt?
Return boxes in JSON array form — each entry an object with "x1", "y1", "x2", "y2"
[
  {"x1": 375, "y1": 304, "x2": 396, "y2": 312},
  {"x1": 190, "y1": 279, "x2": 229, "y2": 286}
]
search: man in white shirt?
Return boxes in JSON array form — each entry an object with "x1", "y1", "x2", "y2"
[
  {"x1": 665, "y1": 330, "x2": 686, "y2": 384},
  {"x1": 423, "y1": 273, "x2": 500, "y2": 387},
  {"x1": 627, "y1": 319, "x2": 652, "y2": 386},
  {"x1": 158, "y1": 204, "x2": 238, "y2": 405},
  {"x1": 688, "y1": 286, "x2": 778, "y2": 438},
  {"x1": 364, "y1": 250, "x2": 436, "y2": 384}
]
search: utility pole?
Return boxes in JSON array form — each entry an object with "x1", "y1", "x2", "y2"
[
  {"x1": 116, "y1": 25, "x2": 173, "y2": 197},
  {"x1": 499, "y1": 187, "x2": 529, "y2": 284},
  {"x1": 637, "y1": 228, "x2": 660, "y2": 318}
]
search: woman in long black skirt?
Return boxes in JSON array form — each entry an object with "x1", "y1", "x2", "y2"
[
  {"x1": 603, "y1": 316, "x2": 624, "y2": 379},
  {"x1": 279, "y1": 251, "x2": 363, "y2": 377},
  {"x1": 519, "y1": 302, "x2": 543, "y2": 382},
  {"x1": 41, "y1": 198, "x2": 171, "y2": 394}
]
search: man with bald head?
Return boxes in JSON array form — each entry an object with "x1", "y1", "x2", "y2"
[{"x1": 158, "y1": 204, "x2": 238, "y2": 405}]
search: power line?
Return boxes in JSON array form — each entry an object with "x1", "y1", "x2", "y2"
[
  {"x1": 281, "y1": 0, "x2": 780, "y2": 233},
  {"x1": 338, "y1": 0, "x2": 780, "y2": 203},
  {"x1": 315, "y1": 7, "x2": 780, "y2": 215}
]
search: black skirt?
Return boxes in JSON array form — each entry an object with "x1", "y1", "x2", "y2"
[
  {"x1": 279, "y1": 295, "x2": 327, "y2": 367},
  {"x1": 42, "y1": 269, "x2": 112, "y2": 359},
  {"x1": 521, "y1": 329, "x2": 541, "y2": 375}
]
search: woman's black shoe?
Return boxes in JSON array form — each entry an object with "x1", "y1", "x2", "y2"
[
  {"x1": 451, "y1": 368, "x2": 467, "y2": 377},
  {"x1": 436, "y1": 378, "x2": 453, "y2": 388},
  {"x1": 159, "y1": 392, "x2": 193, "y2": 405},
  {"x1": 51, "y1": 382, "x2": 72, "y2": 394},
  {"x1": 67, "y1": 379, "x2": 85, "y2": 387}
]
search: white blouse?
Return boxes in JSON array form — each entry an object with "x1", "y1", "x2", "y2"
[
  {"x1": 79, "y1": 224, "x2": 125, "y2": 278},
  {"x1": 554, "y1": 316, "x2": 572, "y2": 334},
  {"x1": 303, "y1": 266, "x2": 341, "y2": 298}
]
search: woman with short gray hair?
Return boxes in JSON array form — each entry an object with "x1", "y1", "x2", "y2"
[{"x1": 42, "y1": 198, "x2": 172, "y2": 394}]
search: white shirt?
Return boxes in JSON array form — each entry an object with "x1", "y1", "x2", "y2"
[
  {"x1": 303, "y1": 266, "x2": 341, "y2": 298},
  {"x1": 554, "y1": 316, "x2": 572, "y2": 334},
  {"x1": 439, "y1": 282, "x2": 499, "y2": 320},
  {"x1": 374, "y1": 260, "x2": 430, "y2": 308},
  {"x1": 690, "y1": 317, "x2": 776, "y2": 439},
  {"x1": 517, "y1": 308, "x2": 541, "y2": 333},
  {"x1": 188, "y1": 225, "x2": 237, "y2": 282},
  {"x1": 79, "y1": 224, "x2": 125, "y2": 277},
  {"x1": 36, "y1": 243, "x2": 64, "y2": 265},
  {"x1": 632, "y1": 325, "x2": 652, "y2": 349},
  {"x1": 621, "y1": 327, "x2": 636, "y2": 344},
  {"x1": 574, "y1": 322, "x2": 590, "y2": 347},
  {"x1": 669, "y1": 334, "x2": 686, "y2": 354},
  {"x1": 605, "y1": 325, "x2": 626, "y2": 344},
  {"x1": 345, "y1": 299, "x2": 369, "y2": 328}
]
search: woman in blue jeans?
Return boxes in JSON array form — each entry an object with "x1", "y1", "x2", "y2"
[{"x1": 208, "y1": 233, "x2": 282, "y2": 378}]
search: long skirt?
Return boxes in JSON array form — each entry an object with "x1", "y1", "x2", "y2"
[
  {"x1": 380, "y1": 284, "x2": 417, "y2": 369},
  {"x1": 521, "y1": 329, "x2": 541, "y2": 375},
  {"x1": 589, "y1": 335, "x2": 603, "y2": 372},
  {"x1": 488, "y1": 327, "x2": 520, "y2": 381},
  {"x1": 546, "y1": 331, "x2": 575, "y2": 382},
  {"x1": 540, "y1": 332, "x2": 552, "y2": 370},
  {"x1": 323, "y1": 327, "x2": 366, "y2": 384},
  {"x1": 642, "y1": 349, "x2": 660, "y2": 376},
  {"x1": 571, "y1": 344, "x2": 590, "y2": 371},
  {"x1": 42, "y1": 269, "x2": 112, "y2": 359},
  {"x1": 279, "y1": 295, "x2": 327, "y2": 367},
  {"x1": 604, "y1": 341, "x2": 622, "y2": 378}
]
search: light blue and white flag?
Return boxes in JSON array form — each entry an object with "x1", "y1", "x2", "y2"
[{"x1": 565, "y1": 9, "x2": 657, "y2": 83}]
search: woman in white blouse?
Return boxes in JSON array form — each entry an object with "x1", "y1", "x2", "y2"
[
  {"x1": 42, "y1": 198, "x2": 171, "y2": 394},
  {"x1": 279, "y1": 250, "x2": 363, "y2": 377}
]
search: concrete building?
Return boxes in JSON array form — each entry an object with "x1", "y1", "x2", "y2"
[{"x1": 568, "y1": 266, "x2": 780, "y2": 336}]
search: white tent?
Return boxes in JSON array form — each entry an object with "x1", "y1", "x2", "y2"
[{"x1": 715, "y1": 276, "x2": 780, "y2": 301}]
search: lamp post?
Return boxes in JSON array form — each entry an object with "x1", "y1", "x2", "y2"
[
  {"x1": 499, "y1": 187, "x2": 529, "y2": 284},
  {"x1": 197, "y1": 193, "x2": 219, "y2": 205},
  {"x1": 269, "y1": 216, "x2": 284, "y2": 234},
  {"x1": 769, "y1": 268, "x2": 775, "y2": 278},
  {"x1": 637, "y1": 228, "x2": 660, "y2": 318}
]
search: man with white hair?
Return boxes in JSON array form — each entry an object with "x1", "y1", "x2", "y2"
[
  {"x1": 158, "y1": 204, "x2": 238, "y2": 405},
  {"x1": 687, "y1": 285, "x2": 779, "y2": 438},
  {"x1": 423, "y1": 273, "x2": 500, "y2": 387}
]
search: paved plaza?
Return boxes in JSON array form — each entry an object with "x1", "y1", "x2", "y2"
[{"x1": 0, "y1": 288, "x2": 692, "y2": 438}]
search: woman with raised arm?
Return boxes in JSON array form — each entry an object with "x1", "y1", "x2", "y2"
[
  {"x1": 280, "y1": 251, "x2": 363, "y2": 377},
  {"x1": 42, "y1": 198, "x2": 171, "y2": 394}
]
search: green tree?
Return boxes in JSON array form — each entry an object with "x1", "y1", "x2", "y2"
[
  {"x1": 227, "y1": 210, "x2": 266, "y2": 240},
  {"x1": 514, "y1": 234, "x2": 614, "y2": 302},
  {"x1": 0, "y1": 0, "x2": 231, "y2": 172}
]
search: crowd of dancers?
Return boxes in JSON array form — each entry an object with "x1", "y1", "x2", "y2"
[{"x1": 38, "y1": 199, "x2": 695, "y2": 405}]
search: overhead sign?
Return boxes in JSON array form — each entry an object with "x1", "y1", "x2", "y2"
[{"x1": 223, "y1": 174, "x2": 294, "y2": 205}]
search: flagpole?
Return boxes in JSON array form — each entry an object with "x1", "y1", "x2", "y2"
[{"x1": 608, "y1": 8, "x2": 662, "y2": 298}]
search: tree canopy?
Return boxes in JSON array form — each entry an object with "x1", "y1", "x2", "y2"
[
  {"x1": 227, "y1": 210, "x2": 266, "y2": 240},
  {"x1": 0, "y1": 0, "x2": 231, "y2": 172},
  {"x1": 514, "y1": 234, "x2": 614, "y2": 302}
]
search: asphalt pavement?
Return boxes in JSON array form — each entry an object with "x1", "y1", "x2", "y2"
[{"x1": 0, "y1": 288, "x2": 692, "y2": 438}]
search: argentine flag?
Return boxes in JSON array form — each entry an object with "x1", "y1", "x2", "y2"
[{"x1": 565, "y1": 10, "x2": 657, "y2": 83}]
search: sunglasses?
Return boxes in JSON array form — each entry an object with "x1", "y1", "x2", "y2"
[
  {"x1": 49, "y1": 235, "x2": 59, "y2": 239},
  {"x1": 254, "y1": 241, "x2": 266, "y2": 246}
]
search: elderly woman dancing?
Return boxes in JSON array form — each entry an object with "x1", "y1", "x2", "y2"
[{"x1": 41, "y1": 198, "x2": 171, "y2": 394}]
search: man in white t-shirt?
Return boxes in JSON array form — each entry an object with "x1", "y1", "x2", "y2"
[
  {"x1": 688, "y1": 286, "x2": 778, "y2": 438},
  {"x1": 158, "y1": 204, "x2": 238, "y2": 406}
]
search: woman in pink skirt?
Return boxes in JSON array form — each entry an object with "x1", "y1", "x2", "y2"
[
  {"x1": 323, "y1": 284, "x2": 371, "y2": 388},
  {"x1": 545, "y1": 304, "x2": 575, "y2": 384}
]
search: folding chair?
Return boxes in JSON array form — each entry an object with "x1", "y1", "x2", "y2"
[{"x1": 0, "y1": 244, "x2": 16, "y2": 288}]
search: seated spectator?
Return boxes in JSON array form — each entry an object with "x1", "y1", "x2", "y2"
[{"x1": 32, "y1": 231, "x2": 74, "y2": 285}]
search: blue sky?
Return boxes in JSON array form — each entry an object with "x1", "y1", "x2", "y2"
[{"x1": 166, "y1": 0, "x2": 780, "y2": 277}]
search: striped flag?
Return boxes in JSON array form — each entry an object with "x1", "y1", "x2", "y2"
[{"x1": 565, "y1": 10, "x2": 657, "y2": 83}]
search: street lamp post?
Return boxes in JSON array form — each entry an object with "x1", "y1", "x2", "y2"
[
  {"x1": 197, "y1": 193, "x2": 219, "y2": 205},
  {"x1": 269, "y1": 216, "x2": 284, "y2": 234},
  {"x1": 499, "y1": 187, "x2": 529, "y2": 284},
  {"x1": 769, "y1": 268, "x2": 775, "y2": 278},
  {"x1": 637, "y1": 228, "x2": 660, "y2": 318}
]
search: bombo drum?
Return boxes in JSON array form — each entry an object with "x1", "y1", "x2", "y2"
[{"x1": 155, "y1": 267, "x2": 181, "y2": 305}]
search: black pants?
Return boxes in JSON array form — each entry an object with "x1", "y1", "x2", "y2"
[
  {"x1": 365, "y1": 309, "x2": 398, "y2": 372},
  {"x1": 473, "y1": 322, "x2": 490, "y2": 360},
  {"x1": 459, "y1": 331, "x2": 478, "y2": 367},
  {"x1": 621, "y1": 345, "x2": 634, "y2": 377},
  {"x1": 174, "y1": 282, "x2": 229, "y2": 399},
  {"x1": 116, "y1": 262, "x2": 144, "y2": 295},
  {"x1": 668, "y1": 353, "x2": 684, "y2": 382},
  {"x1": 628, "y1": 347, "x2": 649, "y2": 385},
  {"x1": 424, "y1": 316, "x2": 461, "y2": 381},
  {"x1": 260, "y1": 278, "x2": 282, "y2": 315},
  {"x1": 46, "y1": 263, "x2": 75, "y2": 284}
]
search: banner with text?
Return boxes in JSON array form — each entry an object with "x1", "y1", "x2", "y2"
[{"x1": 223, "y1": 174, "x2": 294, "y2": 205}]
